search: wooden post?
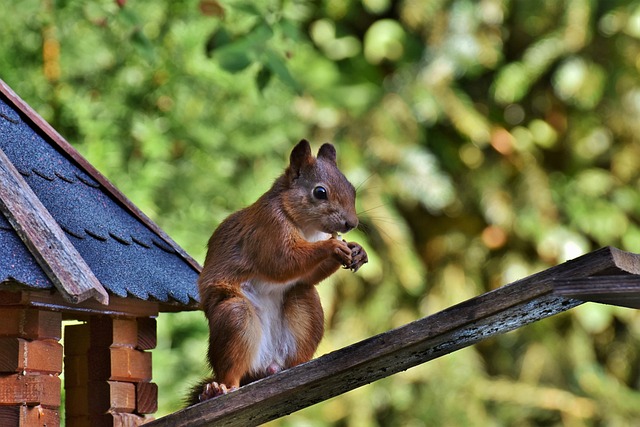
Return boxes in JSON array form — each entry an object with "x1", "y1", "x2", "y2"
[
  {"x1": 64, "y1": 316, "x2": 158, "y2": 427},
  {"x1": 0, "y1": 307, "x2": 63, "y2": 427}
]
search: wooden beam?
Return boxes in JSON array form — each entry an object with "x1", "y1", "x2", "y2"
[
  {"x1": 0, "y1": 337, "x2": 63, "y2": 374},
  {"x1": 136, "y1": 382, "x2": 159, "y2": 414},
  {"x1": 0, "y1": 406, "x2": 60, "y2": 427},
  {"x1": 147, "y1": 247, "x2": 640, "y2": 427},
  {"x1": 0, "y1": 373, "x2": 61, "y2": 407},
  {"x1": 0, "y1": 289, "x2": 159, "y2": 318},
  {"x1": 0, "y1": 308, "x2": 61, "y2": 340},
  {"x1": 553, "y1": 275, "x2": 640, "y2": 309},
  {"x1": 0, "y1": 146, "x2": 108, "y2": 305}
]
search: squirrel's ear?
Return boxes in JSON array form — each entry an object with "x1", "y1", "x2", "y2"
[
  {"x1": 288, "y1": 139, "x2": 313, "y2": 177},
  {"x1": 317, "y1": 143, "x2": 337, "y2": 164}
]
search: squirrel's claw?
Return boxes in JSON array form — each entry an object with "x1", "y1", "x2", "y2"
[
  {"x1": 198, "y1": 381, "x2": 236, "y2": 402},
  {"x1": 345, "y1": 241, "x2": 368, "y2": 272}
]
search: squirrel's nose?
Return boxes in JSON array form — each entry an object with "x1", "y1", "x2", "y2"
[{"x1": 343, "y1": 217, "x2": 358, "y2": 232}]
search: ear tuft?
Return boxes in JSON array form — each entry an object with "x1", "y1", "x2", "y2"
[
  {"x1": 317, "y1": 143, "x2": 337, "y2": 164},
  {"x1": 288, "y1": 139, "x2": 313, "y2": 178}
]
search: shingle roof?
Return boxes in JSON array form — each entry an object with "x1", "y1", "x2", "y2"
[{"x1": 0, "y1": 82, "x2": 200, "y2": 309}]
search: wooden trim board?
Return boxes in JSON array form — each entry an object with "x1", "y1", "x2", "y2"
[{"x1": 0, "y1": 146, "x2": 108, "y2": 304}]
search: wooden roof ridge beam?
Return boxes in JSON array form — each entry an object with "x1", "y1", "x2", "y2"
[
  {"x1": 0, "y1": 146, "x2": 109, "y2": 305},
  {"x1": 148, "y1": 246, "x2": 640, "y2": 427}
]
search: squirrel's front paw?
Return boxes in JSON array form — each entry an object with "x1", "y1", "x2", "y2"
[
  {"x1": 345, "y1": 242, "x2": 368, "y2": 272},
  {"x1": 331, "y1": 238, "x2": 352, "y2": 267}
]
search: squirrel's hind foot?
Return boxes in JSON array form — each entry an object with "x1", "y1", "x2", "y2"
[{"x1": 199, "y1": 381, "x2": 237, "y2": 402}]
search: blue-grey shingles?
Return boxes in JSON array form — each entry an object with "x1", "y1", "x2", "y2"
[{"x1": 0, "y1": 97, "x2": 199, "y2": 305}]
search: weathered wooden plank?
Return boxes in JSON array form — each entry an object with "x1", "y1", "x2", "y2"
[
  {"x1": 0, "y1": 290, "x2": 159, "y2": 318},
  {"x1": 0, "y1": 146, "x2": 108, "y2": 305},
  {"x1": 553, "y1": 275, "x2": 640, "y2": 308},
  {"x1": 147, "y1": 247, "x2": 640, "y2": 427}
]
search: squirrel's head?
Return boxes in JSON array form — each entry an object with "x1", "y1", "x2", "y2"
[{"x1": 282, "y1": 139, "x2": 358, "y2": 237}]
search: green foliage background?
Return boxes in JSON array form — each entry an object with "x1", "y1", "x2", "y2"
[{"x1": 3, "y1": 0, "x2": 640, "y2": 425}]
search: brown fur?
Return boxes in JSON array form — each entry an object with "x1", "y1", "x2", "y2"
[{"x1": 187, "y1": 140, "x2": 367, "y2": 406}]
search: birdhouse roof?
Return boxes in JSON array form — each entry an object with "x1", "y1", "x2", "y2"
[{"x1": 0, "y1": 80, "x2": 199, "y2": 310}]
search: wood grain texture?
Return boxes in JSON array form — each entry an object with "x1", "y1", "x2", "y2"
[
  {"x1": 95, "y1": 381, "x2": 137, "y2": 414},
  {"x1": 90, "y1": 317, "x2": 139, "y2": 348},
  {"x1": 553, "y1": 275, "x2": 640, "y2": 308},
  {"x1": 0, "y1": 146, "x2": 108, "y2": 305},
  {"x1": 96, "y1": 412, "x2": 149, "y2": 427},
  {"x1": 0, "y1": 290, "x2": 159, "y2": 318},
  {"x1": 0, "y1": 308, "x2": 61, "y2": 340},
  {"x1": 66, "y1": 412, "x2": 148, "y2": 427},
  {"x1": 87, "y1": 347, "x2": 152, "y2": 383},
  {"x1": 0, "y1": 405, "x2": 60, "y2": 427},
  {"x1": 0, "y1": 338, "x2": 63, "y2": 374},
  {"x1": 135, "y1": 382, "x2": 158, "y2": 414},
  {"x1": 148, "y1": 247, "x2": 640, "y2": 427},
  {"x1": 0, "y1": 373, "x2": 61, "y2": 408},
  {"x1": 136, "y1": 318, "x2": 157, "y2": 351}
]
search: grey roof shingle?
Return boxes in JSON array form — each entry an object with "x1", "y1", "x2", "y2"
[{"x1": 0, "y1": 91, "x2": 199, "y2": 308}]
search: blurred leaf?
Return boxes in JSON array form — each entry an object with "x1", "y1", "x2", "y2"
[
  {"x1": 230, "y1": 0, "x2": 262, "y2": 17},
  {"x1": 263, "y1": 48, "x2": 302, "y2": 93},
  {"x1": 205, "y1": 26, "x2": 233, "y2": 56},
  {"x1": 256, "y1": 64, "x2": 272, "y2": 92},
  {"x1": 217, "y1": 48, "x2": 252, "y2": 72},
  {"x1": 131, "y1": 29, "x2": 155, "y2": 63},
  {"x1": 212, "y1": 22, "x2": 273, "y2": 72}
]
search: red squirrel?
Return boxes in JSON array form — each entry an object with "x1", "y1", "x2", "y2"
[{"x1": 187, "y1": 139, "x2": 368, "y2": 404}]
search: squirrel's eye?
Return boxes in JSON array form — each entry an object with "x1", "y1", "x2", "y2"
[{"x1": 313, "y1": 186, "x2": 328, "y2": 200}]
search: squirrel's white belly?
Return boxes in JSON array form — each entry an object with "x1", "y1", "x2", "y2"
[{"x1": 241, "y1": 279, "x2": 297, "y2": 375}]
